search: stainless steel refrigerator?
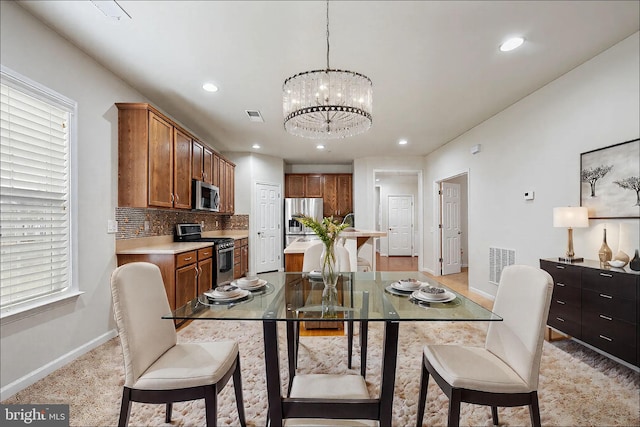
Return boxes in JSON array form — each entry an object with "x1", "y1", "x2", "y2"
[{"x1": 284, "y1": 198, "x2": 323, "y2": 246}]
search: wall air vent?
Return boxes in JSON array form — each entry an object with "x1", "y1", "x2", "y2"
[
  {"x1": 245, "y1": 110, "x2": 264, "y2": 122},
  {"x1": 489, "y1": 247, "x2": 515, "y2": 285}
]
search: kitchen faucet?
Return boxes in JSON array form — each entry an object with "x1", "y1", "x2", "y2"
[{"x1": 341, "y1": 213, "x2": 355, "y2": 227}]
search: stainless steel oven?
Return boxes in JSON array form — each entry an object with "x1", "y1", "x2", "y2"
[{"x1": 174, "y1": 223, "x2": 235, "y2": 286}]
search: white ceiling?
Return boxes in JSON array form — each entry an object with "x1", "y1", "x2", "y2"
[{"x1": 18, "y1": 1, "x2": 639, "y2": 164}]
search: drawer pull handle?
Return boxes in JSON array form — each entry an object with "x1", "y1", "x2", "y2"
[
  {"x1": 555, "y1": 265, "x2": 566, "y2": 269},
  {"x1": 599, "y1": 293, "x2": 613, "y2": 299},
  {"x1": 556, "y1": 317, "x2": 565, "y2": 322},
  {"x1": 599, "y1": 273, "x2": 613, "y2": 278},
  {"x1": 599, "y1": 314, "x2": 612, "y2": 321},
  {"x1": 556, "y1": 300, "x2": 566, "y2": 305},
  {"x1": 184, "y1": 257, "x2": 193, "y2": 261},
  {"x1": 556, "y1": 282, "x2": 566, "y2": 287},
  {"x1": 599, "y1": 334, "x2": 612, "y2": 342}
]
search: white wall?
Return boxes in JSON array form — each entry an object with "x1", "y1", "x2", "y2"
[
  {"x1": 377, "y1": 175, "x2": 419, "y2": 256},
  {"x1": 224, "y1": 152, "x2": 285, "y2": 271},
  {"x1": 423, "y1": 32, "x2": 640, "y2": 297},
  {"x1": 0, "y1": 1, "x2": 151, "y2": 397}
]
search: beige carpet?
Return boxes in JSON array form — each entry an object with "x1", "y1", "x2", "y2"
[{"x1": 3, "y1": 320, "x2": 639, "y2": 427}]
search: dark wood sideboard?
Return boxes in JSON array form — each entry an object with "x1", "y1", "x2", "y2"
[{"x1": 540, "y1": 258, "x2": 639, "y2": 368}]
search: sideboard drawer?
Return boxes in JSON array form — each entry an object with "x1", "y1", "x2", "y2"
[
  {"x1": 582, "y1": 289, "x2": 636, "y2": 323},
  {"x1": 582, "y1": 269, "x2": 636, "y2": 299},
  {"x1": 582, "y1": 311, "x2": 637, "y2": 365},
  {"x1": 540, "y1": 260, "x2": 582, "y2": 288}
]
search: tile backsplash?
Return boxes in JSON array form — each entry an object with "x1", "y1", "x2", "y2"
[{"x1": 115, "y1": 207, "x2": 248, "y2": 240}]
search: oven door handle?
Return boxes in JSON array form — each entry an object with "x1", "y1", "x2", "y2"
[{"x1": 218, "y1": 247, "x2": 234, "y2": 255}]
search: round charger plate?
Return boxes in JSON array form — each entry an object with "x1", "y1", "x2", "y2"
[
  {"x1": 198, "y1": 292, "x2": 254, "y2": 306},
  {"x1": 409, "y1": 296, "x2": 460, "y2": 307},
  {"x1": 204, "y1": 288, "x2": 250, "y2": 301},
  {"x1": 384, "y1": 285, "x2": 414, "y2": 296},
  {"x1": 391, "y1": 280, "x2": 422, "y2": 292},
  {"x1": 411, "y1": 290, "x2": 456, "y2": 303}
]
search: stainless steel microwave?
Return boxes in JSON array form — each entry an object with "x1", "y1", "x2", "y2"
[{"x1": 192, "y1": 180, "x2": 220, "y2": 212}]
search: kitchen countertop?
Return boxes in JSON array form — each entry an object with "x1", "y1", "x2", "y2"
[
  {"x1": 283, "y1": 230, "x2": 386, "y2": 254},
  {"x1": 116, "y1": 231, "x2": 249, "y2": 255}
]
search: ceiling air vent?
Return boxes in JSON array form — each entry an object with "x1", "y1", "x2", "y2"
[{"x1": 245, "y1": 110, "x2": 264, "y2": 123}]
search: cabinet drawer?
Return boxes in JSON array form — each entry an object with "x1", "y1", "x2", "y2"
[
  {"x1": 540, "y1": 260, "x2": 581, "y2": 288},
  {"x1": 549, "y1": 301, "x2": 581, "y2": 326},
  {"x1": 582, "y1": 314, "x2": 637, "y2": 365},
  {"x1": 548, "y1": 313, "x2": 581, "y2": 338},
  {"x1": 582, "y1": 269, "x2": 637, "y2": 299},
  {"x1": 582, "y1": 289, "x2": 636, "y2": 323},
  {"x1": 239, "y1": 238, "x2": 248, "y2": 247},
  {"x1": 198, "y1": 247, "x2": 213, "y2": 260},
  {"x1": 176, "y1": 250, "x2": 197, "y2": 268},
  {"x1": 551, "y1": 282, "x2": 581, "y2": 306}
]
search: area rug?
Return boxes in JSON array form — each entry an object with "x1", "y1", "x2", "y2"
[{"x1": 3, "y1": 320, "x2": 638, "y2": 426}]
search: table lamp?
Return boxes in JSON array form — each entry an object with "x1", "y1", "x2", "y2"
[{"x1": 553, "y1": 206, "x2": 589, "y2": 262}]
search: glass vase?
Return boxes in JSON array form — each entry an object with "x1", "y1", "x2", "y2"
[
  {"x1": 320, "y1": 242, "x2": 339, "y2": 318},
  {"x1": 598, "y1": 228, "x2": 612, "y2": 263}
]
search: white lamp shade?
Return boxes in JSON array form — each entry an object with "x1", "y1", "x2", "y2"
[{"x1": 553, "y1": 207, "x2": 589, "y2": 228}]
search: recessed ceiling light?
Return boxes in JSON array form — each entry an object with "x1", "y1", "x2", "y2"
[
  {"x1": 316, "y1": 144, "x2": 325, "y2": 150},
  {"x1": 252, "y1": 144, "x2": 261, "y2": 149},
  {"x1": 500, "y1": 37, "x2": 525, "y2": 52},
  {"x1": 202, "y1": 83, "x2": 219, "y2": 92},
  {"x1": 398, "y1": 139, "x2": 408, "y2": 145}
]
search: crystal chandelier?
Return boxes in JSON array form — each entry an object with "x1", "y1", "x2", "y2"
[{"x1": 283, "y1": 1, "x2": 373, "y2": 139}]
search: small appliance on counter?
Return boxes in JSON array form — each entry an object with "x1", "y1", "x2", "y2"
[{"x1": 174, "y1": 223, "x2": 234, "y2": 285}]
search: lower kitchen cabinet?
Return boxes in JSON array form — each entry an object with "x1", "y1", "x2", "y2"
[
  {"x1": 234, "y1": 238, "x2": 249, "y2": 279},
  {"x1": 540, "y1": 258, "x2": 639, "y2": 367},
  {"x1": 117, "y1": 245, "x2": 213, "y2": 326}
]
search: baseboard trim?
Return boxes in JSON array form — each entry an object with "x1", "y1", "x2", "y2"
[
  {"x1": 469, "y1": 285, "x2": 496, "y2": 301},
  {"x1": 0, "y1": 329, "x2": 118, "y2": 401}
]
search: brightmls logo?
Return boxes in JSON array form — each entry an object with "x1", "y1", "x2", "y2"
[{"x1": 1, "y1": 405, "x2": 68, "y2": 426}]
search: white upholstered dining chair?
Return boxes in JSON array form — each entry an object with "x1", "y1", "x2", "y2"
[
  {"x1": 110, "y1": 262, "x2": 246, "y2": 427},
  {"x1": 415, "y1": 264, "x2": 553, "y2": 427}
]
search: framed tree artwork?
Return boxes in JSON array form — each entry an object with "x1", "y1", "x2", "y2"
[{"x1": 580, "y1": 138, "x2": 640, "y2": 219}]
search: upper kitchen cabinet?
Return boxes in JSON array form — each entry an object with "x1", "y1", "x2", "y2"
[
  {"x1": 285, "y1": 174, "x2": 323, "y2": 198},
  {"x1": 219, "y1": 157, "x2": 235, "y2": 214},
  {"x1": 192, "y1": 140, "x2": 214, "y2": 184},
  {"x1": 117, "y1": 103, "x2": 192, "y2": 209},
  {"x1": 322, "y1": 174, "x2": 352, "y2": 218}
]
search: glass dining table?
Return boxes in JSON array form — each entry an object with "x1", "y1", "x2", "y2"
[{"x1": 164, "y1": 271, "x2": 501, "y2": 426}]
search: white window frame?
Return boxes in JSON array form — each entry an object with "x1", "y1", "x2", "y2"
[{"x1": 0, "y1": 65, "x2": 81, "y2": 322}]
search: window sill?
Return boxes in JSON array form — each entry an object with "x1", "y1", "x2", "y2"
[{"x1": 0, "y1": 291, "x2": 85, "y2": 325}]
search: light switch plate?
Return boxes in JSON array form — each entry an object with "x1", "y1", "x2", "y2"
[{"x1": 107, "y1": 220, "x2": 118, "y2": 233}]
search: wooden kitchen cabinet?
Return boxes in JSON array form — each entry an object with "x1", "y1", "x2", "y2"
[
  {"x1": 192, "y1": 140, "x2": 214, "y2": 185},
  {"x1": 117, "y1": 103, "x2": 192, "y2": 209},
  {"x1": 234, "y1": 238, "x2": 249, "y2": 279},
  {"x1": 218, "y1": 158, "x2": 235, "y2": 214},
  {"x1": 118, "y1": 102, "x2": 237, "y2": 213},
  {"x1": 322, "y1": 174, "x2": 353, "y2": 218},
  {"x1": 285, "y1": 174, "x2": 323, "y2": 198},
  {"x1": 117, "y1": 245, "x2": 214, "y2": 327}
]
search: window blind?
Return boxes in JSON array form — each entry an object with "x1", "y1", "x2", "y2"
[{"x1": 0, "y1": 78, "x2": 71, "y2": 309}]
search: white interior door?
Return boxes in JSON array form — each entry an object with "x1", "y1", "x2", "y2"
[
  {"x1": 255, "y1": 182, "x2": 281, "y2": 273},
  {"x1": 388, "y1": 195, "x2": 412, "y2": 256},
  {"x1": 441, "y1": 181, "x2": 461, "y2": 275}
]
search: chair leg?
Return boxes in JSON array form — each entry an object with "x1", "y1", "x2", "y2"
[
  {"x1": 491, "y1": 406, "x2": 499, "y2": 426},
  {"x1": 204, "y1": 385, "x2": 218, "y2": 427},
  {"x1": 118, "y1": 388, "x2": 132, "y2": 427},
  {"x1": 447, "y1": 389, "x2": 461, "y2": 427},
  {"x1": 233, "y1": 355, "x2": 247, "y2": 427},
  {"x1": 165, "y1": 403, "x2": 172, "y2": 423},
  {"x1": 529, "y1": 391, "x2": 541, "y2": 427},
  {"x1": 347, "y1": 319, "x2": 354, "y2": 369},
  {"x1": 415, "y1": 357, "x2": 430, "y2": 427}
]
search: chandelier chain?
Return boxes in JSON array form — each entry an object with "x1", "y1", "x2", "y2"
[{"x1": 326, "y1": 0, "x2": 330, "y2": 70}]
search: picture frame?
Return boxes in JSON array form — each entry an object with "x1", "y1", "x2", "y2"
[{"x1": 580, "y1": 138, "x2": 640, "y2": 219}]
